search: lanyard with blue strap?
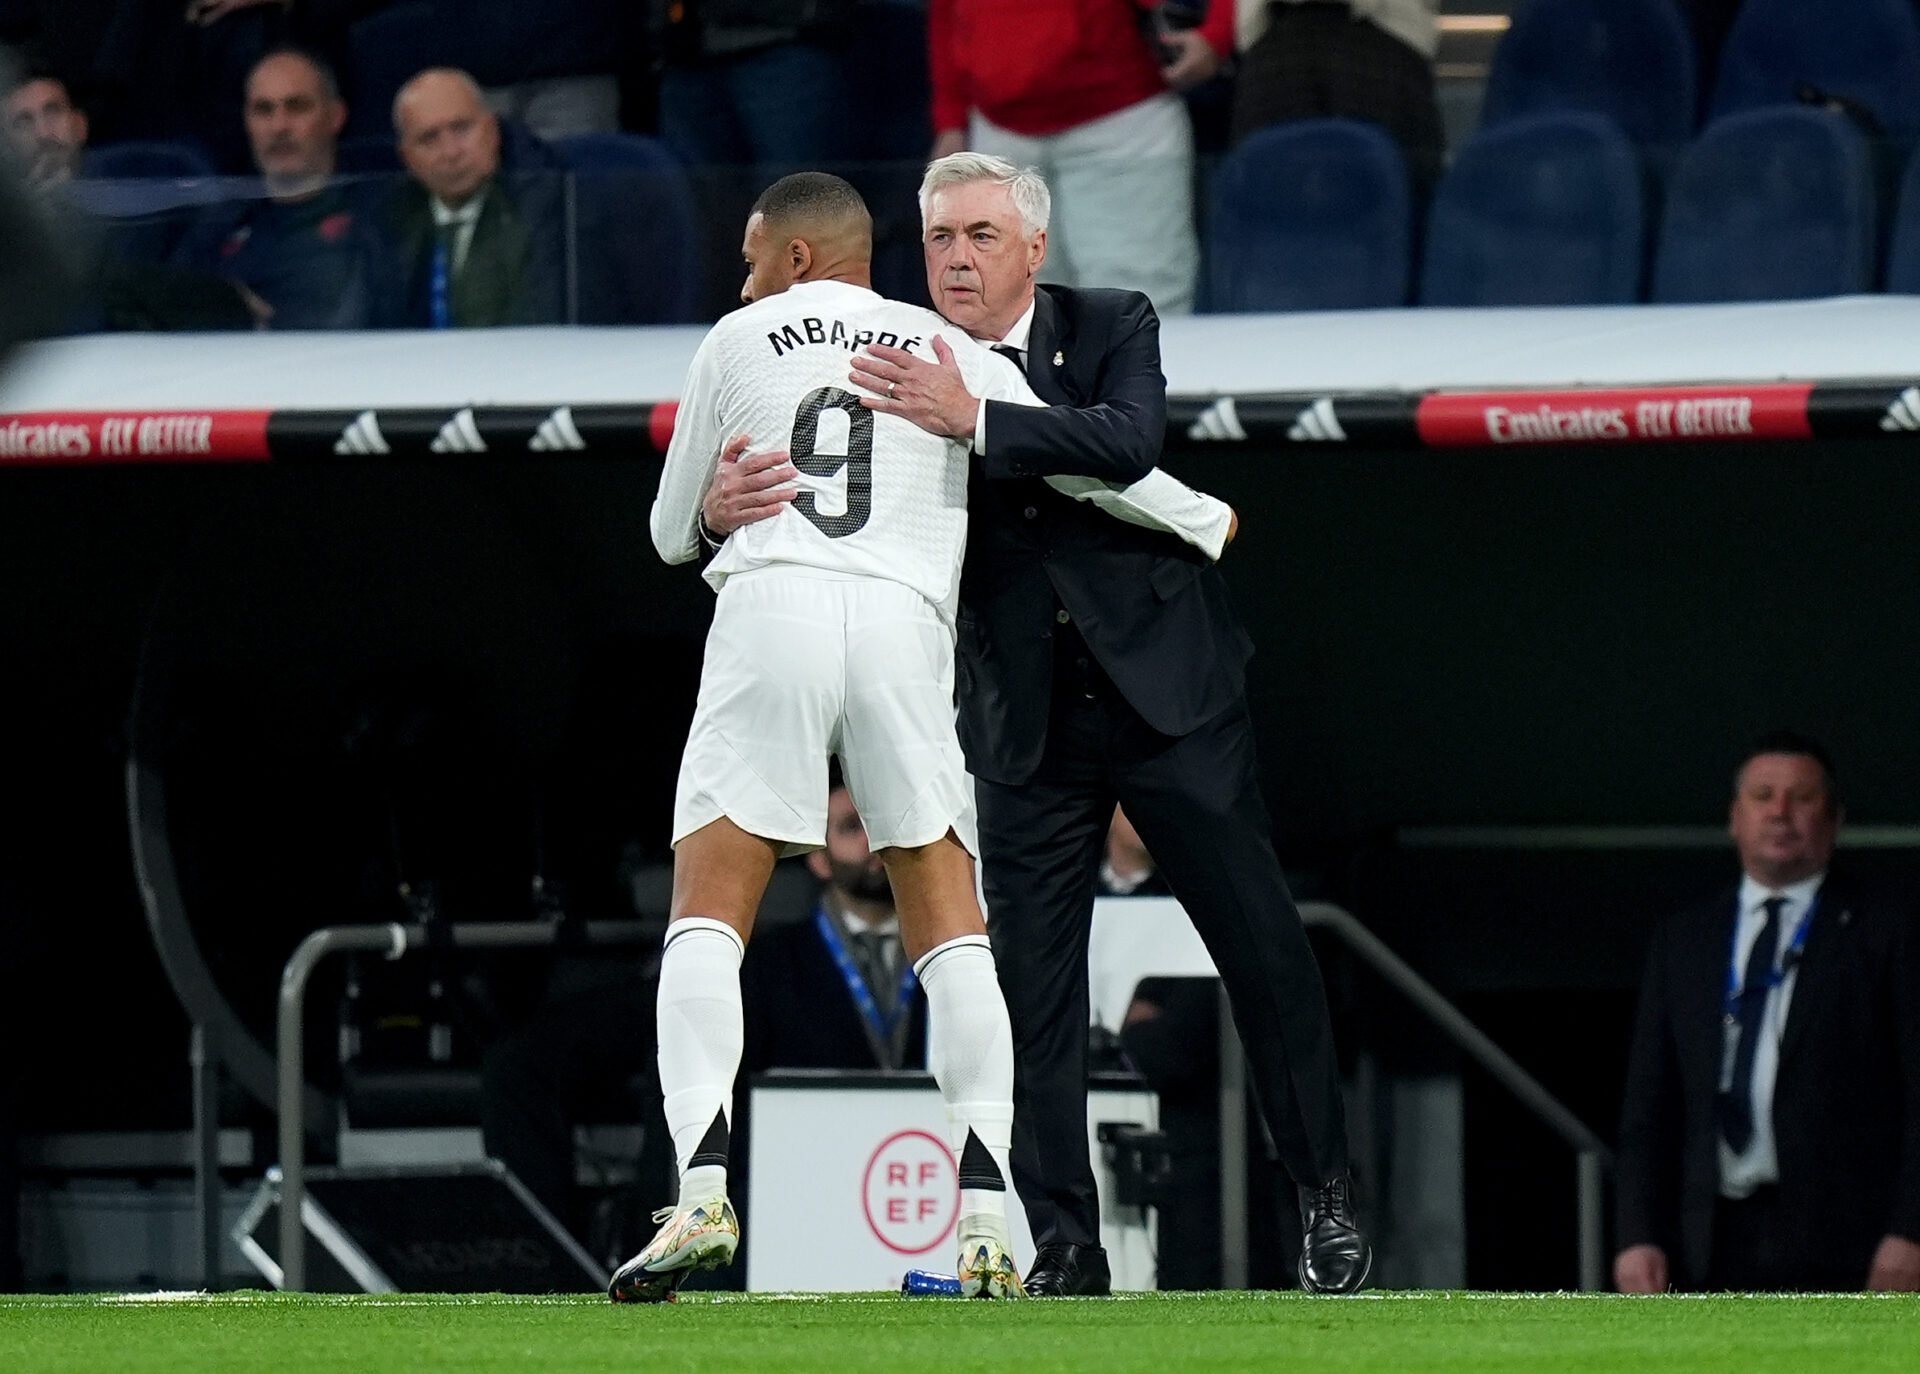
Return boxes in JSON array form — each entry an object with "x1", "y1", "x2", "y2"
[
  {"x1": 814, "y1": 905, "x2": 918, "y2": 1063},
  {"x1": 429, "y1": 230, "x2": 452, "y2": 329},
  {"x1": 1724, "y1": 889, "x2": 1819, "y2": 1015}
]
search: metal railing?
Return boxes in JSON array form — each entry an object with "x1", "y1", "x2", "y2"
[
  {"x1": 267, "y1": 905, "x2": 1611, "y2": 1292},
  {"x1": 274, "y1": 919, "x2": 650, "y2": 1291},
  {"x1": 1298, "y1": 901, "x2": 1614, "y2": 1291}
]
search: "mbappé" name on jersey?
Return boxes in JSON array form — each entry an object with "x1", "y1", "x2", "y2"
[{"x1": 767, "y1": 316, "x2": 925, "y2": 358}]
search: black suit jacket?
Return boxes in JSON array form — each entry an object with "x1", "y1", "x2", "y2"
[
  {"x1": 742, "y1": 910, "x2": 927, "y2": 1074},
  {"x1": 373, "y1": 157, "x2": 564, "y2": 328},
  {"x1": 956, "y1": 284, "x2": 1252, "y2": 784},
  {"x1": 1615, "y1": 870, "x2": 1920, "y2": 1287}
]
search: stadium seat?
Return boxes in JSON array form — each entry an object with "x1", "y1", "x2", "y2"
[
  {"x1": 1710, "y1": 0, "x2": 1920, "y2": 142},
  {"x1": 1882, "y1": 148, "x2": 1920, "y2": 293},
  {"x1": 1421, "y1": 112, "x2": 1646, "y2": 307},
  {"x1": 82, "y1": 139, "x2": 217, "y2": 181},
  {"x1": 550, "y1": 133, "x2": 703, "y2": 324},
  {"x1": 68, "y1": 140, "x2": 225, "y2": 224},
  {"x1": 1203, "y1": 119, "x2": 1412, "y2": 313},
  {"x1": 1480, "y1": 0, "x2": 1697, "y2": 149},
  {"x1": 1651, "y1": 106, "x2": 1878, "y2": 303}
]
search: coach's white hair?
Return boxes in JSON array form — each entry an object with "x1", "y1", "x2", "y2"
[{"x1": 918, "y1": 152, "x2": 1050, "y2": 237}]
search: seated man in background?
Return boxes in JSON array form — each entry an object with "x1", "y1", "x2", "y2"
[
  {"x1": 1615, "y1": 731, "x2": 1920, "y2": 1292},
  {"x1": 3, "y1": 68, "x2": 86, "y2": 190},
  {"x1": 376, "y1": 66, "x2": 564, "y2": 328},
  {"x1": 174, "y1": 46, "x2": 381, "y2": 329}
]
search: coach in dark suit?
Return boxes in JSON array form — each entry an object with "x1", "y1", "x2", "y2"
[
  {"x1": 1615, "y1": 732, "x2": 1920, "y2": 1292},
  {"x1": 831, "y1": 152, "x2": 1365, "y2": 1296}
]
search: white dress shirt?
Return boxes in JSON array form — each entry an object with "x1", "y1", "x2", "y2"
[
  {"x1": 430, "y1": 192, "x2": 485, "y2": 276},
  {"x1": 1719, "y1": 870, "x2": 1824, "y2": 1198},
  {"x1": 971, "y1": 297, "x2": 1037, "y2": 456}
]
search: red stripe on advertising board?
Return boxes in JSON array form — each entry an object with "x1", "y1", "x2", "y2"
[
  {"x1": 0, "y1": 411, "x2": 273, "y2": 466},
  {"x1": 1415, "y1": 385, "x2": 1815, "y2": 448},
  {"x1": 648, "y1": 401, "x2": 679, "y2": 456}
]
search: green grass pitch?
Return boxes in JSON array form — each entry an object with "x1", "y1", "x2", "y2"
[{"x1": 3, "y1": 1290, "x2": 1917, "y2": 1374}]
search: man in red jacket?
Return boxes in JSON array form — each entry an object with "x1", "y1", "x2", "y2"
[{"x1": 928, "y1": 0, "x2": 1230, "y2": 317}]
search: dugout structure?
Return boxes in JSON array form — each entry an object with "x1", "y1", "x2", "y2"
[{"x1": 7, "y1": 297, "x2": 1920, "y2": 1289}]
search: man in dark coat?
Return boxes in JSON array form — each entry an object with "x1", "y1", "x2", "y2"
[{"x1": 1615, "y1": 731, "x2": 1920, "y2": 1292}]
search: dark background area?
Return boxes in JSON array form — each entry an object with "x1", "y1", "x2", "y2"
[{"x1": 5, "y1": 431, "x2": 1920, "y2": 1286}]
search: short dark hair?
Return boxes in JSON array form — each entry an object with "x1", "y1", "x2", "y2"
[
  {"x1": 1735, "y1": 729, "x2": 1840, "y2": 811},
  {"x1": 751, "y1": 171, "x2": 870, "y2": 233},
  {"x1": 249, "y1": 45, "x2": 341, "y2": 104}
]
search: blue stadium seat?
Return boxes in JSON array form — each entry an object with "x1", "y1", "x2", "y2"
[
  {"x1": 1651, "y1": 106, "x2": 1877, "y2": 303},
  {"x1": 1710, "y1": 0, "x2": 1920, "y2": 142},
  {"x1": 550, "y1": 133, "x2": 703, "y2": 324},
  {"x1": 1203, "y1": 119, "x2": 1411, "y2": 313},
  {"x1": 1882, "y1": 148, "x2": 1920, "y2": 293},
  {"x1": 1480, "y1": 0, "x2": 1697, "y2": 149},
  {"x1": 82, "y1": 139, "x2": 216, "y2": 181},
  {"x1": 1421, "y1": 112, "x2": 1646, "y2": 307}
]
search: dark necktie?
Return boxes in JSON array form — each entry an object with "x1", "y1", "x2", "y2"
[
  {"x1": 992, "y1": 343, "x2": 1023, "y2": 371},
  {"x1": 1718, "y1": 895, "x2": 1786, "y2": 1152}
]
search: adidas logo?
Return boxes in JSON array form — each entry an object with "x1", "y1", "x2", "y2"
[
  {"x1": 528, "y1": 405, "x2": 586, "y2": 452},
  {"x1": 429, "y1": 407, "x2": 487, "y2": 454},
  {"x1": 332, "y1": 410, "x2": 390, "y2": 456},
  {"x1": 1880, "y1": 386, "x2": 1920, "y2": 432},
  {"x1": 1287, "y1": 397, "x2": 1347, "y2": 442},
  {"x1": 1187, "y1": 396, "x2": 1247, "y2": 442}
]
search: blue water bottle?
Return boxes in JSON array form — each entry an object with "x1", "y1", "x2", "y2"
[{"x1": 901, "y1": 1269, "x2": 964, "y2": 1296}]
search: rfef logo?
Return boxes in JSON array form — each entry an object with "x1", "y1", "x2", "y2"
[{"x1": 861, "y1": 1130, "x2": 957, "y2": 1255}]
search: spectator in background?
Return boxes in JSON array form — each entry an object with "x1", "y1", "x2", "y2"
[
  {"x1": 1615, "y1": 732, "x2": 1920, "y2": 1292},
  {"x1": 650, "y1": 0, "x2": 855, "y2": 167},
  {"x1": 926, "y1": 0, "x2": 1233, "y2": 316},
  {"x1": 443, "y1": 0, "x2": 630, "y2": 141},
  {"x1": 3, "y1": 69, "x2": 86, "y2": 189},
  {"x1": 1229, "y1": 0, "x2": 1444, "y2": 195},
  {"x1": 377, "y1": 66, "x2": 563, "y2": 327},
  {"x1": 173, "y1": 47, "x2": 380, "y2": 329}
]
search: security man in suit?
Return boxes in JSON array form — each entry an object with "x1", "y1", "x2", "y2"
[
  {"x1": 1615, "y1": 731, "x2": 1920, "y2": 1292},
  {"x1": 703, "y1": 151, "x2": 1369, "y2": 1295}
]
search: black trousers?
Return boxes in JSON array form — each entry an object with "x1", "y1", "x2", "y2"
[{"x1": 978, "y1": 647, "x2": 1350, "y2": 1248}]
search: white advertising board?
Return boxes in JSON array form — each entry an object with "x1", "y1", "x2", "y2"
[{"x1": 745, "y1": 1075, "x2": 1156, "y2": 1292}]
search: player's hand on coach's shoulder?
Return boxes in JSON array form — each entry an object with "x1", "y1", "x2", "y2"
[
  {"x1": 850, "y1": 338, "x2": 979, "y2": 441},
  {"x1": 702, "y1": 433, "x2": 796, "y2": 539}
]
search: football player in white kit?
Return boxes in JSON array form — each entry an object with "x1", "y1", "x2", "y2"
[{"x1": 609, "y1": 173, "x2": 1231, "y2": 1303}]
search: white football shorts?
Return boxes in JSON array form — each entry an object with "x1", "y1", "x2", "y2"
[{"x1": 672, "y1": 567, "x2": 977, "y2": 858}]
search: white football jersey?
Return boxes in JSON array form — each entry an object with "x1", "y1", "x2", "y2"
[{"x1": 652, "y1": 279, "x2": 1036, "y2": 621}]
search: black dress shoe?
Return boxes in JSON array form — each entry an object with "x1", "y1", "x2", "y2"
[
  {"x1": 1024, "y1": 1242, "x2": 1112, "y2": 1296},
  {"x1": 1298, "y1": 1176, "x2": 1372, "y2": 1295}
]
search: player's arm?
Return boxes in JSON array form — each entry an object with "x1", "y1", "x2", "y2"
[
  {"x1": 650, "y1": 339, "x2": 727, "y2": 564},
  {"x1": 873, "y1": 332, "x2": 1234, "y2": 560}
]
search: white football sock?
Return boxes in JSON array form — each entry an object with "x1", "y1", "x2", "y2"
[
  {"x1": 656, "y1": 916, "x2": 745, "y2": 1208},
  {"x1": 915, "y1": 934, "x2": 1014, "y2": 1230}
]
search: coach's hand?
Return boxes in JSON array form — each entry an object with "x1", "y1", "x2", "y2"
[
  {"x1": 1612, "y1": 1244, "x2": 1669, "y2": 1294},
  {"x1": 851, "y1": 338, "x2": 979, "y2": 440},
  {"x1": 1868, "y1": 1234, "x2": 1920, "y2": 1291},
  {"x1": 703, "y1": 434, "x2": 796, "y2": 537}
]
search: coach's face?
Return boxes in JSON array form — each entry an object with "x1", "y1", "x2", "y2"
[
  {"x1": 806, "y1": 787, "x2": 891, "y2": 901},
  {"x1": 923, "y1": 180, "x2": 1044, "y2": 343}
]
